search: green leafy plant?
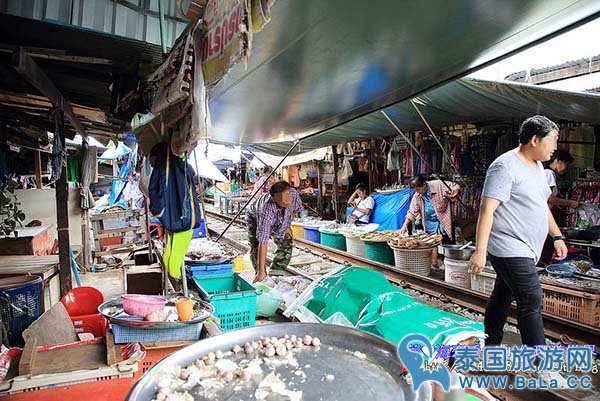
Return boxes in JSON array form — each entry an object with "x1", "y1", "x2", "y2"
[{"x1": 0, "y1": 182, "x2": 26, "y2": 237}]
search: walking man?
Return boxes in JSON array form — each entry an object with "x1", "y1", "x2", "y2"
[{"x1": 469, "y1": 115, "x2": 568, "y2": 347}]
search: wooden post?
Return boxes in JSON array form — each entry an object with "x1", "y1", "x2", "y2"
[
  {"x1": 316, "y1": 161, "x2": 321, "y2": 216},
  {"x1": 367, "y1": 142, "x2": 373, "y2": 194},
  {"x1": 331, "y1": 146, "x2": 340, "y2": 221},
  {"x1": 55, "y1": 112, "x2": 72, "y2": 295},
  {"x1": 34, "y1": 150, "x2": 42, "y2": 189}
]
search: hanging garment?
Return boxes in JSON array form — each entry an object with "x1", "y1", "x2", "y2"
[
  {"x1": 340, "y1": 156, "x2": 353, "y2": 185},
  {"x1": 163, "y1": 228, "x2": 194, "y2": 278},
  {"x1": 386, "y1": 140, "x2": 401, "y2": 171},
  {"x1": 148, "y1": 142, "x2": 202, "y2": 232}
]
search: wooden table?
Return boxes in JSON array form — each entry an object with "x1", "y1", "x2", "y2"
[
  {"x1": 0, "y1": 255, "x2": 61, "y2": 310},
  {"x1": 0, "y1": 226, "x2": 54, "y2": 256}
]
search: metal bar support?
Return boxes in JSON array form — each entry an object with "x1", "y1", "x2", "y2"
[{"x1": 215, "y1": 141, "x2": 300, "y2": 242}]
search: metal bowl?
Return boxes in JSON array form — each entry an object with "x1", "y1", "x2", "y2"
[
  {"x1": 98, "y1": 296, "x2": 214, "y2": 329},
  {"x1": 126, "y1": 322, "x2": 412, "y2": 401},
  {"x1": 440, "y1": 244, "x2": 475, "y2": 261}
]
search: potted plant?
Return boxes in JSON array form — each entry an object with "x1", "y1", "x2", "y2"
[{"x1": 0, "y1": 181, "x2": 26, "y2": 238}]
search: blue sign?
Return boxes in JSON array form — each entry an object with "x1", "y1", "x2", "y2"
[{"x1": 397, "y1": 334, "x2": 450, "y2": 392}]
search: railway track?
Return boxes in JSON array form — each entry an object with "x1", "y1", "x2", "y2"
[
  {"x1": 204, "y1": 210, "x2": 598, "y2": 401},
  {"x1": 205, "y1": 210, "x2": 599, "y2": 351}
]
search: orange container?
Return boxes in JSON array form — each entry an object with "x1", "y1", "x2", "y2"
[{"x1": 175, "y1": 298, "x2": 194, "y2": 321}]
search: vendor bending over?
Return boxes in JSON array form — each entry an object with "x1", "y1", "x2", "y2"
[
  {"x1": 246, "y1": 180, "x2": 295, "y2": 282},
  {"x1": 400, "y1": 175, "x2": 460, "y2": 267}
]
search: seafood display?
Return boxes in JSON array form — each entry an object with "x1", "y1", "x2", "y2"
[{"x1": 387, "y1": 233, "x2": 443, "y2": 250}]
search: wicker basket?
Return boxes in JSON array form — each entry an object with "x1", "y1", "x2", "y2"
[
  {"x1": 363, "y1": 240, "x2": 395, "y2": 265},
  {"x1": 541, "y1": 283, "x2": 600, "y2": 328},
  {"x1": 344, "y1": 235, "x2": 366, "y2": 257},
  {"x1": 389, "y1": 244, "x2": 432, "y2": 276}
]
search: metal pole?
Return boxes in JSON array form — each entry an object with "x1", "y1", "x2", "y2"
[
  {"x1": 191, "y1": 150, "x2": 211, "y2": 240},
  {"x1": 381, "y1": 110, "x2": 468, "y2": 211},
  {"x1": 158, "y1": 0, "x2": 168, "y2": 55},
  {"x1": 215, "y1": 141, "x2": 300, "y2": 242},
  {"x1": 331, "y1": 146, "x2": 340, "y2": 221},
  {"x1": 245, "y1": 148, "x2": 269, "y2": 168},
  {"x1": 410, "y1": 100, "x2": 459, "y2": 175}
]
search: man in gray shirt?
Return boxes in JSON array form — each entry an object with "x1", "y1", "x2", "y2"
[{"x1": 469, "y1": 115, "x2": 567, "y2": 347}]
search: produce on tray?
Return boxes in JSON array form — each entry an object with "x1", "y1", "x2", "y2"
[
  {"x1": 105, "y1": 295, "x2": 211, "y2": 323},
  {"x1": 388, "y1": 233, "x2": 443, "y2": 249},
  {"x1": 153, "y1": 334, "x2": 327, "y2": 401},
  {"x1": 186, "y1": 239, "x2": 237, "y2": 262},
  {"x1": 359, "y1": 230, "x2": 397, "y2": 242}
]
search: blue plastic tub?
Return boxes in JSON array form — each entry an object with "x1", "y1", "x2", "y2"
[
  {"x1": 188, "y1": 263, "x2": 234, "y2": 277},
  {"x1": 304, "y1": 226, "x2": 321, "y2": 243},
  {"x1": 0, "y1": 276, "x2": 42, "y2": 347}
]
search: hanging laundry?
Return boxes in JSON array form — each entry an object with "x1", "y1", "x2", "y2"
[
  {"x1": 148, "y1": 142, "x2": 202, "y2": 233},
  {"x1": 163, "y1": 228, "x2": 194, "y2": 278}
]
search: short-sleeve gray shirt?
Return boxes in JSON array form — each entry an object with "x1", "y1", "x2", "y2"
[{"x1": 483, "y1": 149, "x2": 551, "y2": 262}]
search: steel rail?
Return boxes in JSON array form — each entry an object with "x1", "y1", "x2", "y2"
[{"x1": 205, "y1": 210, "x2": 600, "y2": 353}]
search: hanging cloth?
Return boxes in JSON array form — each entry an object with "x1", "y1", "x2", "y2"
[{"x1": 386, "y1": 139, "x2": 401, "y2": 171}]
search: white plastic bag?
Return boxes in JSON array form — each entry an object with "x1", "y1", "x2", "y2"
[
  {"x1": 340, "y1": 156, "x2": 353, "y2": 185},
  {"x1": 387, "y1": 140, "x2": 401, "y2": 171}
]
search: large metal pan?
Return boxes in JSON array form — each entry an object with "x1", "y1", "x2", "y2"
[
  {"x1": 126, "y1": 322, "x2": 414, "y2": 401},
  {"x1": 440, "y1": 244, "x2": 475, "y2": 261},
  {"x1": 98, "y1": 297, "x2": 214, "y2": 329}
]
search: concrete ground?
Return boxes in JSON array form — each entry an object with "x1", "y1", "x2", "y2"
[{"x1": 78, "y1": 268, "x2": 125, "y2": 301}]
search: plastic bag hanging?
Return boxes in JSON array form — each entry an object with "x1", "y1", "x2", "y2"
[{"x1": 386, "y1": 139, "x2": 401, "y2": 171}]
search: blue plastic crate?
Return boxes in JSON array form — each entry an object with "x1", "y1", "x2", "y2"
[
  {"x1": 188, "y1": 263, "x2": 234, "y2": 277},
  {"x1": 0, "y1": 276, "x2": 42, "y2": 347},
  {"x1": 192, "y1": 273, "x2": 258, "y2": 332},
  {"x1": 112, "y1": 321, "x2": 203, "y2": 344}
]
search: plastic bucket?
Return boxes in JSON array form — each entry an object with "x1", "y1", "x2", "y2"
[
  {"x1": 363, "y1": 241, "x2": 394, "y2": 265},
  {"x1": 254, "y1": 283, "x2": 283, "y2": 317},
  {"x1": 291, "y1": 223, "x2": 305, "y2": 239},
  {"x1": 304, "y1": 226, "x2": 321, "y2": 243},
  {"x1": 444, "y1": 259, "x2": 471, "y2": 289},
  {"x1": 320, "y1": 230, "x2": 346, "y2": 251},
  {"x1": 345, "y1": 235, "x2": 366, "y2": 257}
]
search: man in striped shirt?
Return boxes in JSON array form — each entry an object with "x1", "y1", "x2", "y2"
[{"x1": 246, "y1": 181, "x2": 302, "y2": 282}]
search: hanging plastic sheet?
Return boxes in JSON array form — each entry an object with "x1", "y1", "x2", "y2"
[
  {"x1": 108, "y1": 161, "x2": 130, "y2": 207},
  {"x1": 345, "y1": 189, "x2": 413, "y2": 230},
  {"x1": 296, "y1": 267, "x2": 484, "y2": 348}
]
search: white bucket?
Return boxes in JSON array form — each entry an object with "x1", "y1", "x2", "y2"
[
  {"x1": 444, "y1": 258, "x2": 471, "y2": 289},
  {"x1": 344, "y1": 235, "x2": 366, "y2": 258}
]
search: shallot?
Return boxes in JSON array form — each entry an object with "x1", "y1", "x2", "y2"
[
  {"x1": 180, "y1": 368, "x2": 190, "y2": 380},
  {"x1": 264, "y1": 346, "x2": 276, "y2": 357},
  {"x1": 311, "y1": 337, "x2": 321, "y2": 347},
  {"x1": 244, "y1": 343, "x2": 254, "y2": 355},
  {"x1": 302, "y1": 335, "x2": 313, "y2": 346},
  {"x1": 221, "y1": 371, "x2": 234, "y2": 382},
  {"x1": 215, "y1": 350, "x2": 224, "y2": 360},
  {"x1": 207, "y1": 352, "x2": 216, "y2": 361},
  {"x1": 232, "y1": 345, "x2": 242, "y2": 354},
  {"x1": 195, "y1": 359, "x2": 205, "y2": 368},
  {"x1": 275, "y1": 344, "x2": 287, "y2": 356}
]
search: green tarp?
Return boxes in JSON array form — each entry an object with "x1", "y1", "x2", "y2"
[{"x1": 306, "y1": 267, "x2": 484, "y2": 347}]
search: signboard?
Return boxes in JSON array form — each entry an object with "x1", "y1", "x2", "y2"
[{"x1": 201, "y1": 0, "x2": 252, "y2": 87}]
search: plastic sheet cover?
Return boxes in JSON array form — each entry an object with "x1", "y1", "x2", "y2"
[
  {"x1": 346, "y1": 189, "x2": 413, "y2": 230},
  {"x1": 305, "y1": 267, "x2": 484, "y2": 348},
  {"x1": 251, "y1": 78, "x2": 600, "y2": 155}
]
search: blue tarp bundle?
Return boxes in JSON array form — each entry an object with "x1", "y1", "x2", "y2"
[{"x1": 346, "y1": 188, "x2": 413, "y2": 230}]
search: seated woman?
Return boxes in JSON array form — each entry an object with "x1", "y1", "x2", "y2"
[
  {"x1": 347, "y1": 183, "x2": 375, "y2": 225},
  {"x1": 301, "y1": 181, "x2": 315, "y2": 195}
]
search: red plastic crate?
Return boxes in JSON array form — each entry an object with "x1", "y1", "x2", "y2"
[{"x1": 70, "y1": 313, "x2": 108, "y2": 338}]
